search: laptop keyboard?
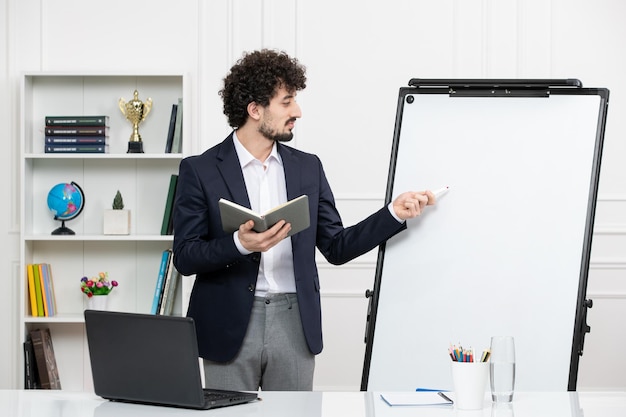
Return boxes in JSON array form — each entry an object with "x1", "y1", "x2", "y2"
[
  {"x1": 202, "y1": 389, "x2": 254, "y2": 404},
  {"x1": 203, "y1": 390, "x2": 232, "y2": 401}
]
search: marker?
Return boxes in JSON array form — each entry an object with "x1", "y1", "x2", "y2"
[{"x1": 433, "y1": 186, "x2": 450, "y2": 198}]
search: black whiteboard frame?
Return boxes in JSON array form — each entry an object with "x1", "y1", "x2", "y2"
[{"x1": 360, "y1": 79, "x2": 609, "y2": 391}]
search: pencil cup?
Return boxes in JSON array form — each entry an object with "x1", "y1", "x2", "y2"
[
  {"x1": 489, "y1": 336, "x2": 515, "y2": 403},
  {"x1": 451, "y1": 361, "x2": 489, "y2": 410}
]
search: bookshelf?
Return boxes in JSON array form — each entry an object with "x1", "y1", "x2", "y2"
[{"x1": 19, "y1": 73, "x2": 190, "y2": 391}]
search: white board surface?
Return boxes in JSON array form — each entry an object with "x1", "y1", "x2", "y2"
[{"x1": 366, "y1": 91, "x2": 604, "y2": 392}]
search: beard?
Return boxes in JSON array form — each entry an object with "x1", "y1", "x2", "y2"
[{"x1": 258, "y1": 118, "x2": 295, "y2": 142}]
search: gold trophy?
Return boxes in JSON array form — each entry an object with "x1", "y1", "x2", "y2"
[{"x1": 119, "y1": 90, "x2": 153, "y2": 153}]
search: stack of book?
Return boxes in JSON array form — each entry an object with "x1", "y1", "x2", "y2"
[
  {"x1": 26, "y1": 263, "x2": 57, "y2": 317},
  {"x1": 44, "y1": 115, "x2": 109, "y2": 153},
  {"x1": 25, "y1": 328, "x2": 62, "y2": 389},
  {"x1": 150, "y1": 249, "x2": 181, "y2": 316}
]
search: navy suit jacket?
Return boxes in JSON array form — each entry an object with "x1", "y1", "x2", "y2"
[{"x1": 172, "y1": 133, "x2": 406, "y2": 362}]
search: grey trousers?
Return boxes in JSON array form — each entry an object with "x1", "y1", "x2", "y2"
[{"x1": 203, "y1": 293, "x2": 315, "y2": 391}]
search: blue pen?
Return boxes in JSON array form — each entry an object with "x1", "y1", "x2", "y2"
[{"x1": 416, "y1": 387, "x2": 448, "y2": 392}]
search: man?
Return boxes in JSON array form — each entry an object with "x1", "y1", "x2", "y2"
[{"x1": 172, "y1": 49, "x2": 436, "y2": 391}]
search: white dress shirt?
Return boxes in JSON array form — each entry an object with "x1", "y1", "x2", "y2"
[{"x1": 232, "y1": 132, "x2": 297, "y2": 296}]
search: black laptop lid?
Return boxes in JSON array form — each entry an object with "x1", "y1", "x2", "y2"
[{"x1": 85, "y1": 310, "x2": 207, "y2": 408}]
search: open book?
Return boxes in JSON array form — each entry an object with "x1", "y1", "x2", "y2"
[
  {"x1": 219, "y1": 195, "x2": 310, "y2": 237},
  {"x1": 380, "y1": 392, "x2": 453, "y2": 407}
]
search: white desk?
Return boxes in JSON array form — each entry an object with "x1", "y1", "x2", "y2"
[{"x1": 2, "y1": 390, "x2": 626, "y2": 417}]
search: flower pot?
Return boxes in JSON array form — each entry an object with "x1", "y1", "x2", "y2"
[
  {"x1": 86, "y1": 295, "x2": 109, "y2": 311},
  {"x1": 103, "y1": 209, "x2": 131, "y2": 235}
]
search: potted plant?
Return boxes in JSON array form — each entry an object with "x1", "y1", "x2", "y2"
[
  {"x1": 103, "y1": 190, "x2": 130, "y2": 235},
  {"x1": 81, "y1": 272, "x2": 119, "y2": 310}
]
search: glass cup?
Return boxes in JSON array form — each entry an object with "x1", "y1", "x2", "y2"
[
  {"x1": 491, "y1": 402, "x2": 515, "y2": 417},
  {"x1": 489, "y1": 336, "x2": 515, "y2": 402}
]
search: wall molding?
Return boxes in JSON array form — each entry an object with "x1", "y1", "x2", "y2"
[
  {"x1": 317, "y1": 260, "x2": 376, "y2": 269},
  {"x1": 8, "y1": 260, "x2": 18, "y2": 386},
  {"x1": 587, "y1": 292, "x2": 626, "y2": 300},
  {"x1": 589, "y1": 258, "x2": 626, "y2": 269},
  {"x1": 320, "y1": 290, "x2": 367, "y2": 299},
  {"x1": 332, "y1": 193, "x2": 383, "y2": 201},
  {"x1": 593, "y1": 225, "x2": 626, "y2": 235},
  {"x1": 597, "y1": 195, "x2": 626, "y2": 202}
]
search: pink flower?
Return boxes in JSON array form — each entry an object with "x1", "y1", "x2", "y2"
[{"x1": 80, "y1": 272, "x2": 119, "y2": 297}]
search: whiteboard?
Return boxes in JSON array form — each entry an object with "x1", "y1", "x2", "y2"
[{"x1": 363, "y1": 81, "x2": 608, "y2": 392}]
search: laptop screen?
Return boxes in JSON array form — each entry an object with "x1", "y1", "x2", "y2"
[{"x1": 85, "y1": 310, "x2": 213, "y2": 408}]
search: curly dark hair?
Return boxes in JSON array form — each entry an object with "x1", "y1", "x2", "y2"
[{"x1": 219, "y1": 49, "x2": 307, "y2": 128}]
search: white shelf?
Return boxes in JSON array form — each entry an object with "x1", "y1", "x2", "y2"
[
  {"x1": 19, "y1": 72, "x2": 189, "y2": 391},
  {"x1": 24, "y1": 234, "x2": 174, "y2": 242},
  {"x1": 24, "y1": 314, "x2": 88, "y2": 324},
  {"x1": 25, "y1": 153, "x2": 183, "y2": 160}
]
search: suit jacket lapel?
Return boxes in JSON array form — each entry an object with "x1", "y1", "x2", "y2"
[
  {"x1": 278, "y1": 144, "x2": 307, "y2": 244},
  {"x1": 216, "y1": 133, "x2": 251, "y2": 207},
  {"x1": 278, "y1": 143, "x2": 303, "y2": 201},
  {"x1": 216, "y1": 136, "x2": 303, "y2": 210}
]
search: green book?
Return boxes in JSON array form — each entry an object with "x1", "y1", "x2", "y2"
[
  {"x1": 171, "y1": 98, "x2": 183, "y2": 153},
  {"x1": 32, "y1": 264, "x2": 44, "y2": 317},
  {"x1": 160, "y1": 174, "x2": 179, "y2": 235},
  {"x1": 45, "y1": 115, "x2": 109, "y2": 126}
]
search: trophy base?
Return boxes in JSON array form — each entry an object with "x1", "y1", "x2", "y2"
[{"x1": 127, "y1": 141, "x2": 144, "y2": 153}]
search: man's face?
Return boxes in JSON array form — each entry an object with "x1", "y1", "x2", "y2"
[{"x1": 258, "y1": 86, "x2": 302, "y2": 142}]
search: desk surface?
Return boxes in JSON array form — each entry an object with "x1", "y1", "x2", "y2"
[{"x1": 2, "y1": 390, "x2": 626, "y2": 417}]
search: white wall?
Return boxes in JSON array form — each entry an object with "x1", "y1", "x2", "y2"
[{"x1": 1, "y1": 0, "x2": 625, "y2": 391}]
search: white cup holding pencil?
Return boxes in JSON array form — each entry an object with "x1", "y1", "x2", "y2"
[{"x1": 449, "y1": 345, "x2": 490, "y2": 410}]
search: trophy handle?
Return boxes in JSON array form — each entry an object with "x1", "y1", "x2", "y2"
[
  {"x1": 118, "y1": 98, "x2": 127, "y2": 116},
  {"x1": 142, "y1": 98, "x2": 153, "y2": 121}
]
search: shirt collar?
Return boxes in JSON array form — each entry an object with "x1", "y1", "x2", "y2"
[{"x1": 233, "y1": 131, "x2": 283, "y2": 168}]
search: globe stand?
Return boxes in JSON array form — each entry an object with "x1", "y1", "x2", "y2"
[{"x1": 51, "y1": 219, "x2": 76, "y2": 235}]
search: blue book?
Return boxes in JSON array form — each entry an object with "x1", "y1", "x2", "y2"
[
  {"x1": 150, "y1": 250, "x2": 172, "y2": 314},
  {"x1": 40, "y1": 263, "x2": 55, "y2": 317}
]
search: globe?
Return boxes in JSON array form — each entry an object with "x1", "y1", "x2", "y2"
[{"x1": 47, "y1": 181, "x2": 85, "y2": 235}]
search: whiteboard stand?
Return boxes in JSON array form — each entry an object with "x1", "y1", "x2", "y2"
[{"x1": 361, "y1": 79, "x2": 609, "y2": 392}]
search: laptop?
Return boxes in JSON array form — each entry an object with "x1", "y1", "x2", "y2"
[{"x1": 84, "y1": 310, "x2": 258, "y2": 410}]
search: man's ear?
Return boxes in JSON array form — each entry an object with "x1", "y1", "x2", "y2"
[{"x1": 247, "y1": 101, "x2": 262, "y2": 121}]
